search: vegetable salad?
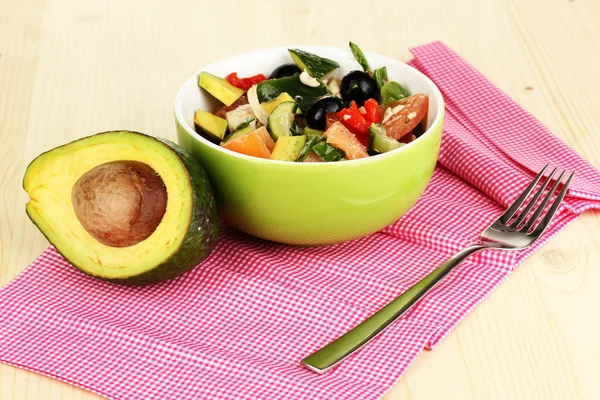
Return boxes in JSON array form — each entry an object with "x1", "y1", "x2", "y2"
[{"x1": 194, "y1": 42, "x2": 429, "y2": 162}]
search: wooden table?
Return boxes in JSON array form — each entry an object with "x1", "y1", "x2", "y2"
[{"x1": 1, "y1": 0, "x2": 599, "y2": 398}]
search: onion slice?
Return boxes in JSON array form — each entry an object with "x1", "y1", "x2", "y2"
[{"x1": 247, "y1": 84, "x2": 269, "y2": 126}]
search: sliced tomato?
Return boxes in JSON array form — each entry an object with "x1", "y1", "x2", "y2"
[
  {"x1": 324, "y1": 122, "x2": 369, "y2": 160},
  {"x1": 325, "y1": 112, "x2": 341, "y2": 130},
  {"x1": 355, "y1": 133, "x2": 369, "y2": 147},
  {"x1": 253, "y1": 126, "x2": 275, "y2": 152},
  {"x1": 399, "y1": 133, "x2": 413, "y2": 144},
  {"x1": 379, "y1": 93, "x2": 428, "y2": 140},
  {"x1": 221, "y1": 126, "x2": 272, "y2": 159},
  {"x1": 401, "y1": 107, "x2": 429, "y2": 143}
]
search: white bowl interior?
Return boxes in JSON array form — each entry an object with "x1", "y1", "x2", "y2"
[{"x1": 175, "y1": 46, "x2": 443, "y2": 156}]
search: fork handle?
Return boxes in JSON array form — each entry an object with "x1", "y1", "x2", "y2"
[{"x1": 301, "y1": 244, "x2": 489, "y2": 373}]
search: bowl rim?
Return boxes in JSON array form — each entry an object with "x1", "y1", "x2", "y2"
[{"x1": 174, "y1": 45, "x2": 444, "y2": 167}]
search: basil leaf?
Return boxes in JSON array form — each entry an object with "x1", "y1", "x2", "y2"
[
  {"x1": 233, "y1": 117, "x2": 256, "y2": 132},
  {"x1": 349, "y1": 41, "x2": 370, "y2": 72},
  {"x1": 373, "y1": 66, "x2": 388, "y2": 89},
  {"x1": 312, "y1": 141, "x2": 344, "y2": 162},
  {"x1": 381, "y1": 81, "x2": 409, "y2": 104}
]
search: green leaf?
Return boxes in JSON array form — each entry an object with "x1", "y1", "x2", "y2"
[
  {"x1": 373, "y1": 67, "x2": 388, "y2": 89},
  {"x1": 312, "y1": 141, "x2": 344, "y2": 162},
  {"x1": 222, "y1": 126, "x2": 252, "y2": 144},
  {"x1": 233, "y1": 117, "x2": 255, "y2": 132},
  {"x1": 349, "y1": 41, "x2": 370, "y2": 72},
  {"x1": 381, "y1": 81, "x2": 410, "y2": 104},
  {"x1": 297, "y1": 135, "x2": 321, "y2": 161}
]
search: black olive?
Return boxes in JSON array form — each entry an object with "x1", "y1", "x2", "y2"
[
  {"x1": 412, "y1": 122, "x2": 425, "y2": 138},
  {"x1": 305, "y1": 96, "x2": 343, "y2": 130},
  {"x1": 295, "y1": 115, "x2": 308, "y2": 129},
  {"x1": 270, "y1": 63, "x2": 302, "y2": 79},
  {"x1": 340, "y1": 70, "x2": 379, "y2": 105}
]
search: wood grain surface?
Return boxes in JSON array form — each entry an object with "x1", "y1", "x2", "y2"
[{"x1": 1, "y1": 0, "x2": 599, "y2": 398}]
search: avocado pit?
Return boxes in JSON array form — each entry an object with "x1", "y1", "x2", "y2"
[{"x1": 71, "y1": 160, "x2": 167, "y2": 247}]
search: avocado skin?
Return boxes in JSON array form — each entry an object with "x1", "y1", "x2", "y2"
[{"x1": 25, "y1": 131, "x2": 219, "y2": 286}]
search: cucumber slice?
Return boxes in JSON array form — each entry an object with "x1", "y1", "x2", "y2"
[
  {"x1": 261, "y1": 92, "x2": 295, "y2": 114},
  {"x1": 369, "y1": 124, "x2": 402, "y2": 153},
  {"x1": 271, "y1": 136, "x2": 307, "y2": 162},
  {"x1": 288, "y1": 49, "x2": 339, "y2": 79},
  {"x1": 222, "y1": 126, "x2": 252, "y2": 144},
  {"x1": 312, "y1": 141, "x2": 344, "y2": 162},
  {"x1": 257, "y1": 76, "x2": 329, "y2": 112},
  {"x1": 267, "y1": 101, "x2": 296, "y2": 140}
]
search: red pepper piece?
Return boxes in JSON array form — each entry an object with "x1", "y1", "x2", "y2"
[
  {"x1": 363, "y1": 98, "x2": 381, "y2": 123},
  {"x1": 226, "y1": 72, "x2": 267, "y2": 91},
  {"x1": 327, "y1": 112, "x2": 370, "y2": 146},
  {"x1": 337, "y1": 101, "x2": 371, "y2": 136}
]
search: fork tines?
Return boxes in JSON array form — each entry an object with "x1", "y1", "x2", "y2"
[{"x1": 500, "y1": 165, "x2": 574, "y2": 233}]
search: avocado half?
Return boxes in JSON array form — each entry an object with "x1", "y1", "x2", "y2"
[{"x1": 23, "y1": 131, "x2": 218, "y2": 286}]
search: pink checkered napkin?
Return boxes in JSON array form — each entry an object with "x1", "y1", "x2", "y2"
[{"x1": 1, "y1": 42, "x2": 600, "y2": 400}]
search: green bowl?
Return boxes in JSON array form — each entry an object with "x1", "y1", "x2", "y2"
[{"x1": 175, "y1": 46, "x2": 444, "y2": 245}]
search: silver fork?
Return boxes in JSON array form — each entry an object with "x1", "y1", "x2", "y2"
[{"x1": 302, "y1": 165, "x2": 574, "y2": 373}]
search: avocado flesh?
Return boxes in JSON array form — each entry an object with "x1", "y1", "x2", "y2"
[
  {"x1": 271, "y1": 135, "x2": 306, "y2": 161},
  {"x1": 23, "y1": 131, "x2": 218, "y2": 285},
  {"x1": 199, "y1": 72, "x2": 244, "y2": 106},
  {"x1": 194, "y1": 109, "x2": 228, "y2": 142}
]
